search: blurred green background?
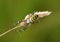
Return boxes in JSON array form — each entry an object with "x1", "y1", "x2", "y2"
[{"x1": 0, "y1": 0, "x2": 60, "y2": 42}]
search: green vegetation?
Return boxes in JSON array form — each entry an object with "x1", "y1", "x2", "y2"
[{"x1": 0, "y1": 0, "x2": 60, "y2": 42}]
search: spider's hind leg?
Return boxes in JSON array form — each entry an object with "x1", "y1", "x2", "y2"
[{"x1": 19, "y1": 27, "x2": 27, "y2": 32}]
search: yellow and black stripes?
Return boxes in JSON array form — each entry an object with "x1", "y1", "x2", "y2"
[{"x1": 30, "y1": 15, "x2": 40, "y2": 23}]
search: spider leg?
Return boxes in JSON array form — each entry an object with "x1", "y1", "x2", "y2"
[{"x1": 19, "y1": 27, "x2": 27, "y2": 32}]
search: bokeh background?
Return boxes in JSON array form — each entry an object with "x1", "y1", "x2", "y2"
[{"x1": 0, "y1": 0, "x2": 60, "y2": 42}]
